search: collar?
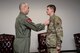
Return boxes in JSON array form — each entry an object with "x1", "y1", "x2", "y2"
[
  {"x1": 50, "y1": 14, "x2": 55, "y2": 18},
  {"x1": 19, "y1": 12, "x2": 26, "y2": 15}
]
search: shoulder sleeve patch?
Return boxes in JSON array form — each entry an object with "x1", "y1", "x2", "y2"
[{"x1": 25, "y1": 18, "x2": 32, "y2": 23}]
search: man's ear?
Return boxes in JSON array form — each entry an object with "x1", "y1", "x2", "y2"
[{"x1": 51, "y1": 9, "x2": 54, "y2": 13}]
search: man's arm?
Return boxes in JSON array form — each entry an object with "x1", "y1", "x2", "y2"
[
  {"x1": 22, "y1": 18, "x2": 45, "y2": 31},
  {"x1": 54, "y1": 17, "x2": 63, "y2": 52},
  {"x1": 54, "y1": 17, "x2": 63, "y2": 46}
]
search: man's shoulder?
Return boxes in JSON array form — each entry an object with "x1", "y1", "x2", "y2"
[
  {"x1": 54, "y1": 15, "x2": 60, "y2": 18},
  {"x1": 54, "y1": 15, "x2": 61, "y2": 20},
  {"x1": 17, "y1": 14, "x2": 29, "y2": 20}
]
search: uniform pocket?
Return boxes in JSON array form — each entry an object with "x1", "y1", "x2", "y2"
[{"x1": 46, "y1": 34, "x2": 57, "y2": 47}]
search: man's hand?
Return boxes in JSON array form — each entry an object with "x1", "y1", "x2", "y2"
[
  {"x1": 43, "y1": 19, "x2": 49, "y2": 26},
  {"x1": 57, "y1": 46, "x2": 61, "y2": 51},
  {"x1": 56, "y1": 44, "x2": 61, "y2": 53}
]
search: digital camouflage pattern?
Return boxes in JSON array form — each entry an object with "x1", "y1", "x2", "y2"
[{"x1": 46, "y1": 15, "x2": 63, "y2": 53}]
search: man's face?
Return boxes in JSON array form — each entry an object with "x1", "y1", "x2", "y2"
[
  {"x1": 21, "y1": 4, "x2": 29, "y2": 15},
  {"x1": 46, "y1": 7, "x2": 54, "y2": 16}
]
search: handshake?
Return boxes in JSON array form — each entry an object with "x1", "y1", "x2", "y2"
[{"x1": 43, "y1": 19, "x2": 49, "y2": 26}]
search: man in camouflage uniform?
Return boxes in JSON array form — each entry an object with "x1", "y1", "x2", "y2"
[
  {"x1": 46, "y1": 4, "x2": 63, "y2": 53},
  {"x1": 13, "y1": 2, "x2": 48, "y2": 53}
]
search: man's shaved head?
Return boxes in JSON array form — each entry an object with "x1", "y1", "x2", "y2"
[
  {"x1": 19, "y1": 2, "x2": 29, "y2": 15},
  {"x1": 19, "y1": 2, "x2": 28, "y2": 10}
]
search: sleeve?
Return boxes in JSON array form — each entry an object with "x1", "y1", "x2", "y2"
[
  {"x1": 22, "y1": 18, "x2": 45, "y2": 31},
  {"x1": 54, "y1": 17, "x2": 63, "y2": 46}
]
